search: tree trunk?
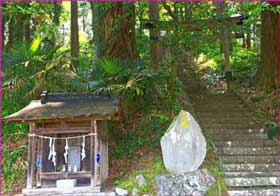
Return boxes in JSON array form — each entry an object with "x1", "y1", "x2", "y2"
[
  {"x1": 7, "y1": 19, "x2": 16, "y2": 48},
  {"x1": 24, "y1": 15, "x2": 31, "y2": 43},
  {"x1": 149, "y1": 2, "x2": 161, "y2": 69},
  {"x1": 52, "y1": 2, "x2": 62, "y2": 47},
  {"x1": 90, "y1": 3, "x2": 94, "y2": 43},
  {"x1": 91, "y1": 3, "x2": 105, "y2": 60},
  {"x1": 243, "y1": 31, "x2": 251, "y2": 49},
  {"x1": 171, "y1": 3, "x2": 181, "y2": 78},
  {"x1": 137, "y1": 2, "x2": 145, "y2": 35},
  {"x1": 94, "y1": 3, "x2": 138, "y2": 61},
  {"x1": 216, "y1": 2, "x2": 232, "y2": 85},
  {"x1": 92, "y1": 3, "x2": 138, "y2": 123},
  {"x1": 185, "y1": 3, "x2": 193, "y2": 22},
  {"x1": 15, "y1": 16, "x2": 24, "y2": 43},
  {"x1": 7, "y1": 16, "x2": 25, "y2": 47},
  {"x1": 53, "y1": 2, "x2": 62, "y2": 26},
  {"x1": 245, "y1": 33, "x2": 251, "y2": 49},
  {"x1": 2, "y1": 7, "x2": 6, "y2": 48},
  {"x1": 254, "y1": 3, "x2": 280, "y2": 89},
  {"x1": 70, "y1": 1, "x2": 79, "y2": 71},
  {"x1": 174, "y1": 3, "x2": 179, "y2": 21}
]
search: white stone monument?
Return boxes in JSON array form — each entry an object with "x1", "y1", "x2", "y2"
[{"x1": 160, "y1": 110, "x2": 207, "y2": 173}]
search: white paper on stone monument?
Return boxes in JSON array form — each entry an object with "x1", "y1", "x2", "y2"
[{"x1": 160, "y1": 110, "x2": 206, "y2": 173}]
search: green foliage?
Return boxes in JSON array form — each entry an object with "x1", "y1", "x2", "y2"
[
  {"x1": 266, "y1": 122, "x2": 279, "y2": 140},
  {"x1": 3, "y1": 2, "x2": 64, "y2": 45},
  {"x1": 231, "y1": 47, "x2": 259, "y2": 79},
  {"x1": 3, "y1": 2, "x2": 53, "y2": 19},
  {"x1": 3, "y1": 145, "x2": 27, "y2": 193},
  {"x1": 206, "y1": 180, "x2": 227, "y2": 196},
  {"x1": 3, "y1": 39, "x2": 76, "y2": 99},
  {"x1": 110, "y1": 114, "x2": 171, "y2": 159},
  {"x1": 100, "y1": 57, "x2": 125, "y2": 77},
  {"x1": 30, "y1": 36, "x2": 42, "y2": 54},
  {"x1": 114, "y1": 156, "x2": 167, "y2": 195},
  {"x1": 196, "y1": 41, "x2": 259, "y2": 79}
]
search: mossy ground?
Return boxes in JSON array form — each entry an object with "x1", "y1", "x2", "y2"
[{"x1": 112, "y1": 141, "x2": 228, "y2": 196}]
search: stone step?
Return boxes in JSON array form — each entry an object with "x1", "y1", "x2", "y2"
[
  {"x1": 219, "y1": 155, "x2": 278, "y2": 164},
  {"x1": 195, "y1": 109, "x2": 251, "y2": 114},
  {"x1": 195, "y1": 107, "x2": 250, "y2": 113},
  {"x1": 194, "y1": 103, "x2": 247, "y2": 108},
  {"x1": 198, "y1": 115, "x2": 255, "y2": 121},
  {"x1": 180, "y1": 69, "x2": 280, "y2": 194},
  {"x1": 203, "y1": 125, "x2": 261, "y2": 130},
  {"x1": 228, "y1": 188, "x2": 279, "y2": 196},
  {"x1": 202, "y1": 123, "x2": 260, "y2": 129},
  {"x1": 206, "y1": 128, "x2": 266, "y2": 135},
  {"x1": 199, "y1": 118, "x2": 256, "y2": 124},
  {"x1": 221, "y1": 163, "x2": 278, "y2": 172},
  {"x1": 224, "y1": 171, "x2": 278, "y2": 178},
  {"x1": 198, "y1": 113, "x2": 253, "y2": 118},
  {"x1": 216, "y1": 147, "x2": 278, "y2": 156},
  {"x1": 194, "y1": 102, "x2": 244, "y2": 107},
  {"x1": 194, "y1": 97, "x2": 241, "y2": 102},
  {"x1": 194, "y1": 94, "x2": 238, "y2": 99},
  {"x1": 194, "y1": 100, "x2": 242, "y2": 105},
  {"x1": 194, "y1": 102, "x2": 245, "y2": 107},
  {"x1": 225, "y1": 176, "x2": 278, "y2": 187},
  {"x1": 209, "y1": 133, "x2": 268, "y2": 141},
  {"x1": 214, "y1": 139, "x2": 277, "y2": 147}
]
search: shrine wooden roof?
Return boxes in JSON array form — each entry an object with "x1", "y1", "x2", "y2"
[{"x1": 4, "y1": 92, "x2": 119, "y2": 122}]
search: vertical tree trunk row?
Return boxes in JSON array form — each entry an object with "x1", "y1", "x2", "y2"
[
  {"x1": 52, "y1": 2, "x2": 62, "y2": 46},
  {"x1": 23, "y1": 15, "x2": 31, "y2": 44},
  {"x1": 254, "y1": 3, "x2": 280, "y2": 89},
  {"x1": 185, "y1": 3, "x2": 193, "y2": 22},
  {"x1": 149, "y1": 2, "x2": 161, "y2": 69},
  {"x1": 93, "y1": 3, "x2": 138, "y2": 61},
  {"x1": 216, "y1": 2, "x2": 232, "y2": 84},
  {"x1": 70, "y1": 2, "x2": 79, "y2": 71}
]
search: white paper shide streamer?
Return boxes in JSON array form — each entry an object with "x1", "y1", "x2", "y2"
[
  {"x1": 64, "y1": 139, "x2": 69, "y2": 164},
  {"x1": 48, "y1": 138, "x2": 53, "y2": 160},
  {"x1": 81, "y1": 136, "x2": 86, "y2": 160},
  {"x1": 42, "y1": 133, "x2": 94, "y2": 167},
  {"x1": 48, "y1": 138, "x2": 57, "y2": 166}
]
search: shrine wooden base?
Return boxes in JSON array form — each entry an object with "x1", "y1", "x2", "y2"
[{"x1": 22, "y1": 186, "x2": 109, "y2": 196}]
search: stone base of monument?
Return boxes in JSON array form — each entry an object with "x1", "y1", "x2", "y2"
[
  {"x1": 56, "y1": 179, "x2": 77, "y2": 189},
  {"x1": 155, "y1": 169, "x2": 215, "y2": 196}
]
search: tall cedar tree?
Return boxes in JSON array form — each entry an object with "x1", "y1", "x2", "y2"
[
  {"x1": 70, "y1": 1, "x2": 79, "y2": 71},
  {"x1": 92, "y1": 3, "x2": 138, "y2": 62},
  {"x1": 149, "y1": 2, "x2": 161, "y2": 69},
  {"x1": 254, "y1": 2, "x2": 280, "y2": 89},
  {"x1": 216, "y1": 2, "x2": 232, "y2": 84},
  {"x1": 52, "y1": 2, "x2": 62, "y2": 46}
]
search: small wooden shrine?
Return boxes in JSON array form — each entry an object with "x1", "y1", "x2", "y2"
[{"x1": 4, "y1": 91, "x2": 119, "y2": 195}]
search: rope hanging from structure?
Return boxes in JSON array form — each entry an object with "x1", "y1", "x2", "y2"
[
  {"x1": 28, "y1": 132, "x2": 97, "y2": 140},
  {"x1": 30, "y1": 132, "x2": 97, "y2": 167}
]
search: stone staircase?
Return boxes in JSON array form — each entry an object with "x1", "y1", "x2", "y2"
[{"x1": 178, "y1": 66, "x2": 279, "y2": 196}]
